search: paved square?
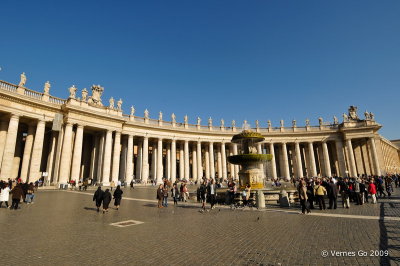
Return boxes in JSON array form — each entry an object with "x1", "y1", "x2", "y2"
[{"x1": 1, "y1": 186, "x2": 400, "y2": 265}]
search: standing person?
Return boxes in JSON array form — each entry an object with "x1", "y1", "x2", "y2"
[
  {"x1": 102, "y1": 189, "x2": 112, "y2": 213},
  {"x1": 93, "y1": 186, "x2": 104, "y2": 212},
  {"x1": 243, "y1": 183, "x2": 251, "y2": 207},
  {"x1": 0, "y1": 183, "x2": 11, "y2": 208},
  {"x1": 171, "y1": 183, "x2": 180, "y2": 206},
  {"x1": 113, "y1": 185, "x2": 123, "y2": 210},
  {"x1": 10, "y1": 183, "x2": 24, "y2": 210},
  {"x1": 157, "y1": 184, "x2": 164, "y2": 208},
  {"x1": 306, "y1": 180, "x2": 315, "y2": 209},
  {"x1": 386, "y1": 177, "x2": 393, "y2": 198},
  {"x1": 130, "y1": 180, "x2": 134, "y2": 190},
  {"x1": 327, "y1": 179, "x2": 338, "y2": 209},
  {"x1": 199, "y1": 180, "x2": 207, "y2": 212},
  {"x1": 78, "y1": 180, "x2": 83, "y2": 191},
  {"x1": 369, "y1": 178, "x2": 377, "y2": 204},
  {"x1": 110, "y1": 180, "x2": 115, "y2": 191},
  {"x1": 338, "y1": 178, "x2": 350, "y2": 209},
  {"x1": 376, "y1": 177, "x2": 386, "y2": 198},
  {"x1": 162, "y1": 182, "x2": 169, "y2": 207},
  {"x1": 360, "y1": 179, "x2": 367, "y2": 204},
  {"x1": 298, "y1": 180, "x2": 310, "y2": 214},
  {"x1": 179, "y1": 182, "x2": 184, "y2": 202},
  {"x1": 227, "y1": 180, "x2": 236, "y2": 207},
  {"x1": 25, "y1": 182, "x2": 35, "y2": 204},
  {"x1": 83, "y1": 179, "x2": 88, "y2": 191},
  {"x1": 354, "y1": 178, "x2": 362, "y2": 205},
  {"x1": 313, "y1": 181, "x2": 326, "y2": 210},
  {"x1": 182, "y1": 183, "x2": 189, "y2": 202},
  {"x1": 207, "y1": 179, "x2": 218, "y2": 209}
]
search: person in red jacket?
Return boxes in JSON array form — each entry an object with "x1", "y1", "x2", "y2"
[{"x1": 368, "y1": 178, "x2": 377, "y2": 204}]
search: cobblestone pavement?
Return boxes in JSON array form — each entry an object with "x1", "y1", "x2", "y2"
[{"x1": 2, "y1": 186, "x2": 400, "y2": 266}]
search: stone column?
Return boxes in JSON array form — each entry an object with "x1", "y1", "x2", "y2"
[
  {"x1": 101, "y1": 130, "x2": 113, "y2": 185},
  {"x1": 29, "y1": 120, "x2": 46, "y2": 181},
  {"x1": 197, "y1": 141, "x2": 202, "y2": 181},
  {"x1": 205, "y1": 146, "x2": 210, "y2": 179},
  {"x1": 20, "y1": 124, "x2": 35, "y2": 182},
  {"x1": 369, "y1": 137, "x2": 381, "y2": 176},
  {"x1": 45, "y1": 131, "x2": 58, "y2": 184},
  {"x1": 184, "y1": 140, "x2": 190, "y2": 180},
  {"x1": 257, "y1": 143, "x2": 264, "y2": 176},
  {"x1": 136, "y1": 140, "x2": 142, "y2": 180},
  {"x1": 269, "y1": 142, "x2": 277, "y2": 180},
  {"x1": 95, "y1": 132, "x2": 105, "y2": 183},
  {"x1": 335, "y1": 139, "x2": 347, "y2": 177},
  {"x1": 151, "y1": 143, "x2": 157, "y2": 180},
  {"x1": 229, "y1": 149, "x2": 234, "y2": 179},
  {"x1": 142, "y1": 137, "x2": 149, "y2": 183},
  {"x1": 70, "y1": 125, "x2": 84, "y2": 182},
  {"x1": 179, "y1": 143, "x2": 184, "y2": 180},
  {"x1": 233, "y1": 143, "x2": 239, "y2": 178},
  {"x1": 281, "y1": 143, "x2": 290, "y2": 180},
  {"x1": 171, "y1": 139, "x2": 176, "y2": 183},
  {"x1": 346, "y1": 139, "x2": 357, "y2": 177},
  {"x1": 192, "y1": 145, "x2": 198, "y2": 182},
  {"x1": 209, "y1": 142, "x2": 215, "y2": 179},
  {"x1": 308, "y1": 142, "x2": 317, "y2": 177},
  {"x1": 0, "y1": 115, "x2": 20, "y2": 180},
  {"x1": 166, "y1": 143, "x2": 171, "y2": 179},
  {"x1": 111, "y1": 131, "x2": 121, "y2": 184},
  {"x1": 58, "y1": 122, "x2": 73, "y2": 184},
  {"x1": 217, "y1": 145, "x2": 222, "y2": 180},
  {"x1": 322, "y1": 141, "x2": 332, "y2": 177},
  {"x1": 221, "y1": 142, "x2": 227, "y2": 180},
  {"x1": 52, "y1": 126, "x2": 64, "y2": 184},
  {"x1": 294, "y1": 142, "x2": 303, "y2": 178},
  {"x1": 126, "y1": 135, "x2": 134, "y2": 184},
  {"x1": 0, "y1": 120, "x2": 9, "y2": 169},
  {"x1": 156, "y1": 138, "x2": 163, "y2": 184},
  {"x1": 11, "y1": 131, "x2": 23, "y2": 180}
]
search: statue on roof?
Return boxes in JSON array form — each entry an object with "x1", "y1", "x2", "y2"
[
  {"x1": 130, "y1": 106, "x2": 135, "y2": 116},
  {"x1": 109, "y1": 97, "x2": 115, "y2": 109},
  {"x1": 43, "y1": 81, "x2": 51, "y2": 95},
  {"x1": 117, "y1": 99, "x2": 122, "y2": 111},
  {"x1": 88, "y1": 85, "x2": 104, "y2": 106},
  {"x1": 81, "y1": 88, "x2": 88, "y2": 101},
  {"x1": 19, "y1": 72, "x2": 26, "y2": 87},
  {"x1": 68, "y1": 85, "x2": 77, "y2": 99},
  {"x1": 348, "y1": 106, "x2": 359, "y2": 120}
]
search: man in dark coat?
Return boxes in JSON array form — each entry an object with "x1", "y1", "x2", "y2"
[
  {"x1": 327, "y1": 179, "x2": 338, "y2": 209},
  {"x1": 93, "y1": 186, "x2": 104, "y2": 212},
  {"x1": 11, "y1": 183, "x2": 24, "y2": 210},
  {"x1": 102, "y1": 189, "x2": 112, "y2": 213},
  {"x1": 113, "y1": 185, "x2": 123, "y2": 210}
]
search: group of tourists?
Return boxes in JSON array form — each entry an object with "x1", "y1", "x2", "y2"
[
  {"x1": 92, "y1": 185, "x2": 123, "y2": 213},
  {"x1": 0, "y1": 178, "x2": 37, "y2": 210},
  {"x1": 156, "y1": 179, "x2": 190, "y2": 208},
  {"x1": 297, "y1": 174, "x2": 399, "y2": 214}
]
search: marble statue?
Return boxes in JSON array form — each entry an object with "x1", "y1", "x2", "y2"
[
  {"x1": 109, "y1": 97, "x2": 115, "y2": 109},
  {"x1": 318, "y1": 117, "x2": 323, "y2": 126},
  {"x1": 171, "y1": 113, "x2": 176, "y2": 123},
  {"x1": 333, "y1": 116, "x2": 338, "y2": 125},
  {"x1": 208, "y1": 117, "x2": 212, "y2": 127},
  {"x1": 370, "y1": 112, "x2": 375, "y2": 120},
  {"x1": 221, "y1": 119, "x2": 225, "y2": 127},
  {"x1": 343, "y1": 113, "x2": 348, "y2": 122},
  {"x1": 184, "y1": 115, "x2": 188, "y2": 124},
  {"x1": 267, "y1": 120, "x2": 271, "y2": 128},
  {"x1": 364, "y1": 110, "x2": 370, "y2": 120},
  {"x1": 43, "y1": 81, "x2": 51, "y2": 95},
  {"x1": 81, "y1": 88, "x2": 88, "y2": 101},
  {"x1": 88, "y1": 85, "x2": 104, "y2": 106},
  {"x1": 117, "y1": 99, "x2": 122, "y2": 111},
  {"x1": 197, "y1": 117, "x2": 201, "y2": 125},
  {"x1": 255, "y1": 120, "x2": 259, "y2": 128},
  {"x1": 159, "y1": 111, "x2": 163, "y2": 121},
  {"x1": 280, "y1": 120, "x2": 284, "y2": 127},
  {"x1": 68, "y1": 85, "x2": 77, "y2": 99},
  {"x1": 348, "y1": 106, "x2": 359, "y2": 120},
  {"x1": 232, "y1": 120, "x2": 236, "y2": 127},
  {"x1": 19, "y1": 72, "x2": 26, "y2": 87},
  {"x1": 292, "y1": 120, "x2": 296, "y2": 127},
  {"x1": 144, "y1": 109, "x2": 149, "y2": 119},
  {"x1": 305, "y1": 118, "x2": 310, "y2": 127},
  {"x1": 130, "y1": 106, "x2": 135, "y2": 116}
]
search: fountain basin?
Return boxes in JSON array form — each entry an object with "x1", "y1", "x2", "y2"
[{"x1": 227, "y1": 154, "x2": 273, "y2": 165}]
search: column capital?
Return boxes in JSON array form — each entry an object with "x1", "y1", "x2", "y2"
[
  {"x1": 10, "y1": 114, "x2": 20, "y2": 120},
  {"x1": 76, "y1": 124, "x2": 84, "y2": 129}
]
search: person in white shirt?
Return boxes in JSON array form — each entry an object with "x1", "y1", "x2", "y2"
[{"x1": 0, "y1": 183, "x2": 11, "y2": 208}]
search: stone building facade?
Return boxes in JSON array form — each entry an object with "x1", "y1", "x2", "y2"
[{"x1": 0, "y1": 74, "x2": 399, "y2": 185}]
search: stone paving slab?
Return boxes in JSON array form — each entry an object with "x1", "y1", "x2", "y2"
[{"x1": 1, "y1": 187, "x2": 400, "y2": 265}]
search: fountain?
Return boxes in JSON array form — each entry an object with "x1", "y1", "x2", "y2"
[{"x1": 227, "y1": 128, "x2": 273, "y2": 189}]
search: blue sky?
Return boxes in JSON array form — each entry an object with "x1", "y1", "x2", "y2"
[{"x1": 1, "y1": 0, "x2": 399, "y2": 139}]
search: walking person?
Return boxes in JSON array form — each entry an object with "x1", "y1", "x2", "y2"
[
  {"x1": 207, "y1": 179, "x2": 218, "y2": 209},
  {"x1": 10, "y1": 183, "x2": 24, "y2": 210},
  {"x1": 354, "y1": 178, "x2": 362, "y2": 205},
  {"x1": 157, "y1": 184, "x2": 164, "y2": 208},
  {"x1": 102, "y1": 189, "x2": 112, "y2": 213},
  {"x1": 298, "y1": 180, "x2": 310, "y2": 214},
  {"x1": 162, "y1": 182, "x2": 169, "y2": 207},
  {"x1": 0, "y1": 183, "x2": 11, "y2": 208},
  {"x1": 93, "y1": 186, "x2": 104, "y2": 212},
  {"x1": 171, "y1": 183, "x2": 180, "y2": 206},
  {"x1": 25, "y1": 182, "x2": 35, "y2": 204},
  {"x1": 182, "y1": 183, "x2": 189, "y2": 202},
  {"x1": 130, "y1": 180, "x2": 134, "y2": 190},
  {"x1": 369, "y1": 178, "x2": 377, "y2": 204},
  {"x1": 360, "y1": 179, "x2": 367, "y2": 204},
  {"x1": 386, "y1": 177, "x2": 393, "y2": 198},
  {"x1": 338, "y1": 178, "x2": 350, "y2": 209},
  {"x1": 113, "y1": 185, "x2": 123, "y2": 210},
  {"x1": 199, "y1": 180, "x2": 207, "y2": 212},
  {"x1": 314, "y1": 181, "x2": 326, "y2": 210}
]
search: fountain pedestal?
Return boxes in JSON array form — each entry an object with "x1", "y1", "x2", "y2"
[{"x1": 238, "y1": 166, "x2": 264, "y2": 189}]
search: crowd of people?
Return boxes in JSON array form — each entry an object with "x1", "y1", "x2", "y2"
[
  {"x1": 296, "y1": 174, "x2": 399, "y2": 214},
  {"x1": 0, "y1": 178, "x2": 37, "y2": 210},
  {"x1": 92, "y1": 185, "x2": 123, "y2": 213}
]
